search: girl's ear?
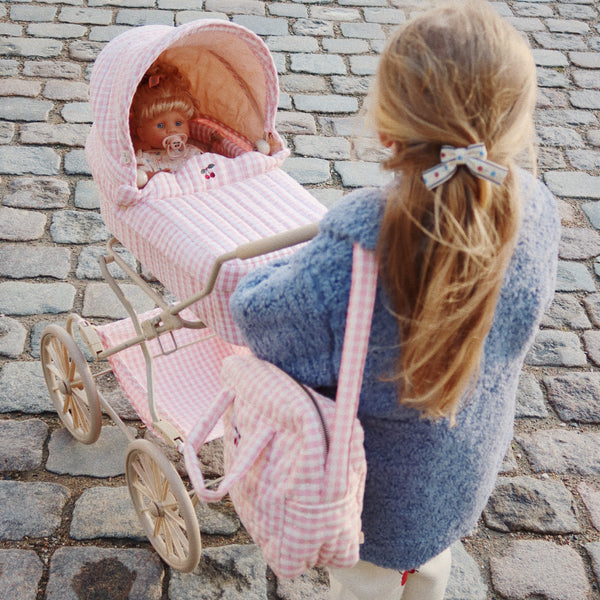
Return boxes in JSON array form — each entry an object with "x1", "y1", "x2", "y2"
[{"x1": 378, "y1": 132, "x2": 395, "y2": 148}]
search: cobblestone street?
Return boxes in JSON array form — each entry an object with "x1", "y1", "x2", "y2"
[{"x1": 1, "y1": 0, "x2": 600, "y2": 598}]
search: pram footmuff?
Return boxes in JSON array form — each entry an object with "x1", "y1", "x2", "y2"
[{"x1": 39, "y1": 19, "x2": 326, "y2": 573}]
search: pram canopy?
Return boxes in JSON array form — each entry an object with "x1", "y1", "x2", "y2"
[
  {"x1": 87, "y1": 19, "x2": 284, "y2": 205},
  {"x1": 85, "y1": 20, "x2": 327, "y2": 345}
]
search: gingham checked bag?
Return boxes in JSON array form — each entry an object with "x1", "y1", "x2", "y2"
[{"x1": 184, "y1": 244, "x2": 377, "y2": 579}]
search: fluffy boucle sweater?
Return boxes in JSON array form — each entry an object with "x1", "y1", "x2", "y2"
[{"x1": 229, "y1": 170, "x2": 560, "y2": 571}]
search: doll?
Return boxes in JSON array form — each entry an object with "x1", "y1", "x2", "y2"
[{"x1": 130, "y1": 60, "x2": 203, "y2": 187}]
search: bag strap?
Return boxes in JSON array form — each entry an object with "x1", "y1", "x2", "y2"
[
  {"x1": 183, "y1": 389, "x2": 274, "y2": 502},
  {"x1": 323, "y1": 244, "x2": 378, "y2": 503},
  {"x1": 184, "y1": 244, "x2": 378, "y2": 504}
]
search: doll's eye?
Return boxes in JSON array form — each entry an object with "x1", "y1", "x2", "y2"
[
  {"x1": 157, "y1": 123, "x2": 165, "y2": 129},
  {"x1": 175, "y1": 120, "x2": 183, "y2": 127}
]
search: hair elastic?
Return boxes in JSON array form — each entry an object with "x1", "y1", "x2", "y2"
[{"x1": 422, "y1": 143, "x2": 508, "y2": 190}]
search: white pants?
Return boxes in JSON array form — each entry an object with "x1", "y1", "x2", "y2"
[{"x1": 328, "y1": 547, "x2": 452, "y2": 600}]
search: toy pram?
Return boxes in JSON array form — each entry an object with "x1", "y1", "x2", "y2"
[{"x1": 39, "y1": 20, "x2": 326, "y2": 572}]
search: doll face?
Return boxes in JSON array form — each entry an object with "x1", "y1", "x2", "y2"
[{"x1": 137, "y1": 110, "x2": 190, "y2": 149}]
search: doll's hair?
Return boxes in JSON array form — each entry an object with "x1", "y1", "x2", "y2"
[
  {"x1": 130, "y1": 59, "x2": 199, "y2": 133},
  {"x1": 369, "y1": 0, "x2": 537, "y2": 420}
]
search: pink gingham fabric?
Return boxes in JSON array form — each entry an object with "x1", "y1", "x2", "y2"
[
  {"x1": 99, "y1": 162, "x2": 326, "y2": 345},
  {"x1": 85, "y1": 20, "x2": 327, "y2": 345},
  {"x1": 95, "y1": 308, "x2": 248, "y2": 440},
  {"x1": 189, "y1": 118, "x2": 252, "y2": 156},
  {"x1": 184, "y1": 245, "x2": 378, "y2": 579},
  {"x1": 323, "y1": 242, "x2": 379, "y2": 503}
]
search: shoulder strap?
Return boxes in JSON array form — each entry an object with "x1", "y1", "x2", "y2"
[{"x1": 323, "y1": 243, "x2": 378, "y2": 502}]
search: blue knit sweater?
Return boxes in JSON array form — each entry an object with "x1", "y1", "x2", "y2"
[{"x1": 229, "y1": 170, "x2": 560, "y2": 571}]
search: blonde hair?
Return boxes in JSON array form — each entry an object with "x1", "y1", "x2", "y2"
[
  {"x1": 370, "y1": 0, "x2": 537, "y2": 420},
  {"x1": 130, "y1": 59, "x2": 199, "y2": 133}
]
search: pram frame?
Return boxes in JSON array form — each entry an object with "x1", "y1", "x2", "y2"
[
  {"x1": 39, "y1": 16, "x2": 326, "y2": 574},
  {"x1": 39, "y1": 224, "x2": 319, "y2": 572},
  {"x1": 88, "y1": 223, "x2": 318, "y2": 440}
]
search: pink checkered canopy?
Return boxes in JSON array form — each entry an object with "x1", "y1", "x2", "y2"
[{"x1": 86, "y1": 19, "x2": 282, "y2": 201}]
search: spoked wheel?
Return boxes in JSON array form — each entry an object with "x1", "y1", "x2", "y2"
[
  {"x1": 40, "y1": 324, "x2": 102, "y2": 444},
  {"x1": 126, "y1": 439, "x2": 201, "y2": 572}
]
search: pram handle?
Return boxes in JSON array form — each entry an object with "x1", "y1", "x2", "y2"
[{"x1": 233, "y1": 223, "x2": 319, "y2": 260}]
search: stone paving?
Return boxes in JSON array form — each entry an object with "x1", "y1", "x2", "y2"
[{"x1": 0, "y1": 0, "x2": 599, "y2": 598}]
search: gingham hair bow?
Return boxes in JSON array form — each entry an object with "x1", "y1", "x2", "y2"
[{"x1": 422, "y1": 143, "x2": 508, "y2": 190}]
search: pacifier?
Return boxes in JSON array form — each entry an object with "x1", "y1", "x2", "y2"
[{"x1": 163, "y1": 134, "x2": 188, "y2": 159}]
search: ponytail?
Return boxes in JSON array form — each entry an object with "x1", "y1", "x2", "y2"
[{"x1": 378, "y1": 162, "x2": 519, "y2": 419}]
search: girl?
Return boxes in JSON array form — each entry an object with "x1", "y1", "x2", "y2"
[
  {"x1": 230, "y1": 1, "x2": 560, "y2": 599},
  {"x1": 130, "y1": 59, "x2": 203, "y2": 187}
]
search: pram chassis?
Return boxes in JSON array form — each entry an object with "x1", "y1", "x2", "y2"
[{"x1": 39, "y1": 224, "x2": 318, "y2": 572}]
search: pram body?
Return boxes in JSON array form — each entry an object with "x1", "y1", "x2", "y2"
[
  {"x1": 86, "y1": 19, "x2": 326, "y2": 345},
  {"x1": 39, "y1": 19, "x2": 326, "y2": 573}
]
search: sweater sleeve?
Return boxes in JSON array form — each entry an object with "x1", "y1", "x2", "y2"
[
  {"x1": 229, "y1": 228, "x2": 350, "y2": 388},
  {"x1": 229, "y1": 188, "x2": 385, "y2": 388}
]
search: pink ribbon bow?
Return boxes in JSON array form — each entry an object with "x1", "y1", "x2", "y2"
[{"x1": 422, "y1": 143, "x2": 508, "y2": 190}]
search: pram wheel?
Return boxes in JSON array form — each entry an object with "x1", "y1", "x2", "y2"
[
  {"x1": 40, "y1": 324, "x2": 102, "y2": 444},
  {"x1": 125, "y1": 439, "x2": 201, "y2": 572}
]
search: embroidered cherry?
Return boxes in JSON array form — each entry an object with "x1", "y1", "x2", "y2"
[{"x1": 201, "y1": 163, "x2": 216, "y2": 180}]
